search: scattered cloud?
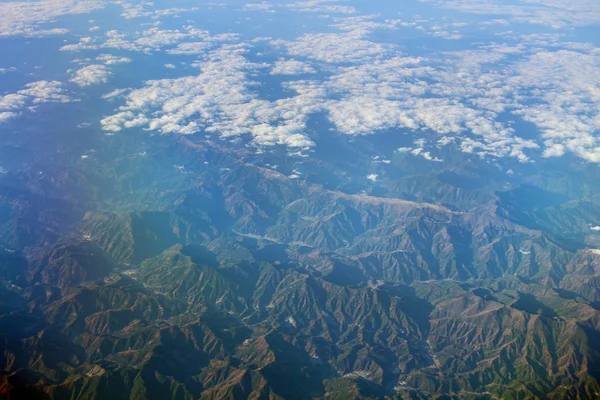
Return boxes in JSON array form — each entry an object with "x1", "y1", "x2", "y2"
[
  {"x1": 18, "y1": 80, "x2": 74, "y2": 104},
  {"x1": 286, "y1": 0, "x2": 357, "y2": 14},
  {"x1": 0, "y1": 80, "x2": 74, "y2": 122},
  {"x1": 101, "y1": 88, "x2": 128, "y2": 99},
  {"x1": 281, "y1": 31, "x2": 393, "y2": 63},
  {"x1": 96, "y1": 54, "x2": 132, "y2": 65},
  {"x1": 101, "y1": 46, "x2": 320, "y2": 148},
  {"x1": 509, "y1": 50, "x2": 600, "y2": 162},
  {"x1": 34, "y1": 0, "x2": 597, "y2": 165},
  {"x1": 61, "y1": 26, "x2": 241, "y2": 54},
  {"x1": 100, "y1": 27, "x2": 599, "y2": 163},
  {"x1": 166, "y1": 42, "x2": 216, "y2": 55},
  {"x1": 242, "y1": 3, "x2": 275, "y2": 12},
  {"x1": 70, "y1": 64, "x2": 111, "y2": 86},
  {"x1": 119, "y1": 3, "x2": 199, "y2": 20},
  {"x1": 0, "y1": 0, "x2": 103, "y2": 37},
  {"x1": 330, "y1": 15, "x2": 404, "y2": 32},
  {"x1": 0, "y1": 112, "x2": 17, "y2": 123},
  {"x1": 270, "y1": 59, "x2": 316, "y2": 75},
  {"x1": 421, "y1": 0, "x2": 600, "y2": 28},
  {"x1": 240, "y1": 0, "x2": 357, "y2": 14}
]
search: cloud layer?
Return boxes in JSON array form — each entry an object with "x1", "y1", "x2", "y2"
[
  {"x1": 101, "y1": 46, "x2": 320, "y2": 149},
  {"x1": 98, "y1": 12, "x2": 600, "y2": 164},
  {"x1": 2, "y1": 0, "x2": 598, "y2": 166},
  {"x1": 0, "y1": 0, "x2": 103, "y2": 37},
  {"x1": 0, "y1": 81, "x2": 74, "y2": 122}
]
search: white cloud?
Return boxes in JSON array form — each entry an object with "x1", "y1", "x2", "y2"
[
  {"x1": 242, "y1": 3, "x2": 275, "y2": 12},
  {"x1": 542, "y1": 143, "x2": 565, "y2": 158},
  {"x1": 411, "y1": 147, "x2": 443, "y2": 162},
  {"x1": 270, "y1": 59, "x2": 316, "y2": 75},
  {"x1": 61, "y1": 26, "x2": 240, "y2": 54},
  {"x1": 0, "y1": 81, "x2": 74, "y2": 123},
  {"x1": 0, "y1": 0, "x2": 103, "y2": 37},
  {"x1": 508, "y1": 50, "x2": 600, "y2": 163},
  {"x1": 421, "y1": 0, "x2": 600, "y2": 28},
  {"x1": 276, "y1": 34, "x2": 599, "y2": 163},
  {"x1": 101, "y1": 46, "x2": 320, "y2": 148},
  {"x1": 241, "y1": 0, "x2": 356, "y2": 15},
  {"x1": 61, "y1": 31, "x2": 139, "y2": 52},
  {"x1": 166, "y1": 41, "x2": 214, "y2": 55},
  {"x1": 98, "y1": 27, "x2": 596, "y2": 164},
  {"x1": 287, "y1": 0, "x2": 357, "y2": 14},
  {"x1": 96, "y1": 54, "x2": 132, "y2": 65},
  {"x1": 70, "y1": 64, "x2": 111, "y2": 86},
  {"x1": 101, "y1": 88, "x2": 128, "y2": 99},
  {"x1": 119, "y1": 3, "x2": 199, "y2": 20},
  {"x1": 18, "y1": 81, "x2": 74, "y2": 104},
  {"x1": 396, "y1": 143, "x2": 443, "y2": 162},
  {"x1": 366, "y1": 174, "x2": 378, "y2": 182},
  {"x1": 330, "y1": 15, "x2": 403, "y2": 32},
  {"x1": 0, "y1": 94, "x2": 26, "y2": 111},
  {"x1": 134, "y1": 27, "x2": 207, "y2": 50},
  {"x1": 0, "y1": 112, "x2": 18, "y2": 122},
  {"x1": 64, "y1": 1, "x2": 597, "y2": 165},
  {"x1": 282, "y1": 31, "x2": 393, "y2": 63}
]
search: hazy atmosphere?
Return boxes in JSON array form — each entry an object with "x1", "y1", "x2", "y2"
[{"x1": 1, "y1": 0, "x2": 600, "y2": 398}]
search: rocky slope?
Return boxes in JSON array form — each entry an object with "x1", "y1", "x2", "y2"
[{"x1": 1, "y1": 127, "x2": 600, "y2": 399}]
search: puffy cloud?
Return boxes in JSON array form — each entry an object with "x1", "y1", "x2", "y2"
[
  {"x1": 286, "y1": 0, "x2": 357, "y2": 14},
  {"x1": 96, "y1": 54, "x2": 132, "y2": 65},
  {"x1": 396, "y1": 144, "x2": 443, "y2": 162},
  {"x1": 241, "y1": 0, "x2": 355, "y2": 14},
  {"x1": 283, "y1": 31, "x2": 393, "y2": 63},
  {"x1": 0, "y1": 0, "x2": 103, "y2": 37},
  {"x1": 134, "y1": 27, "x2": 207, "y2": 50},
  {"x1": 0, "y1": 94, "x2": 26, "y2": 111},
  {"x1": 118, "y1": 3, "x2": 199, "y2": 20},
  {"x1": 410, "y1": 147, "x2": 443, "y2": 162},
  {"x1": 543, "y1": 144, "x2": 566, "y2": 158},
  {"x1": 101, "y1": 47, "x2": 321, "y2": 148},
  {"x1": 18, "y1": 81, "x2": 73, "y2": 104},
  {"x1": 273, "y1": 38, "x2": 548, "y2": 161},
  {"x1": 242, "y1": 3, "x2": 275, "y2": 12},
  {"x1": 509, "y1": 50, "x2": 600, "y2": 162},
  {"x1": 421, "y1": 0, "x2": 600, "y2": 28},
  {"x1": 70, "y1": 64, "x2": 111, "y2": 86},
  {"x1": 0, "y1": 81, "x2": 74, "y2": 123},
  {"x1": 99, "y1": 28, "x2": 597, "y2": 164},
  {"x1": 86, "y1": 2, "x2": 598, "y2": 165},
  {"x1": 166, "y1": 42, "x2": 214, "y2": 55},
  {"x1": 61, "y1": 31, "x2": 140, "y2": 52},
  {"x1": 0, "y1": 112, "x2": 18, "y2": 122},
  {"x1": 330, "y1": 15, "x2": 404, "y2": 32},
  {"x1": 61, "y1": 26, "x2": 240, "y2": 54},
  {"x1": 270, "y1": 59, "x2": 316, "y2": 75}
]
